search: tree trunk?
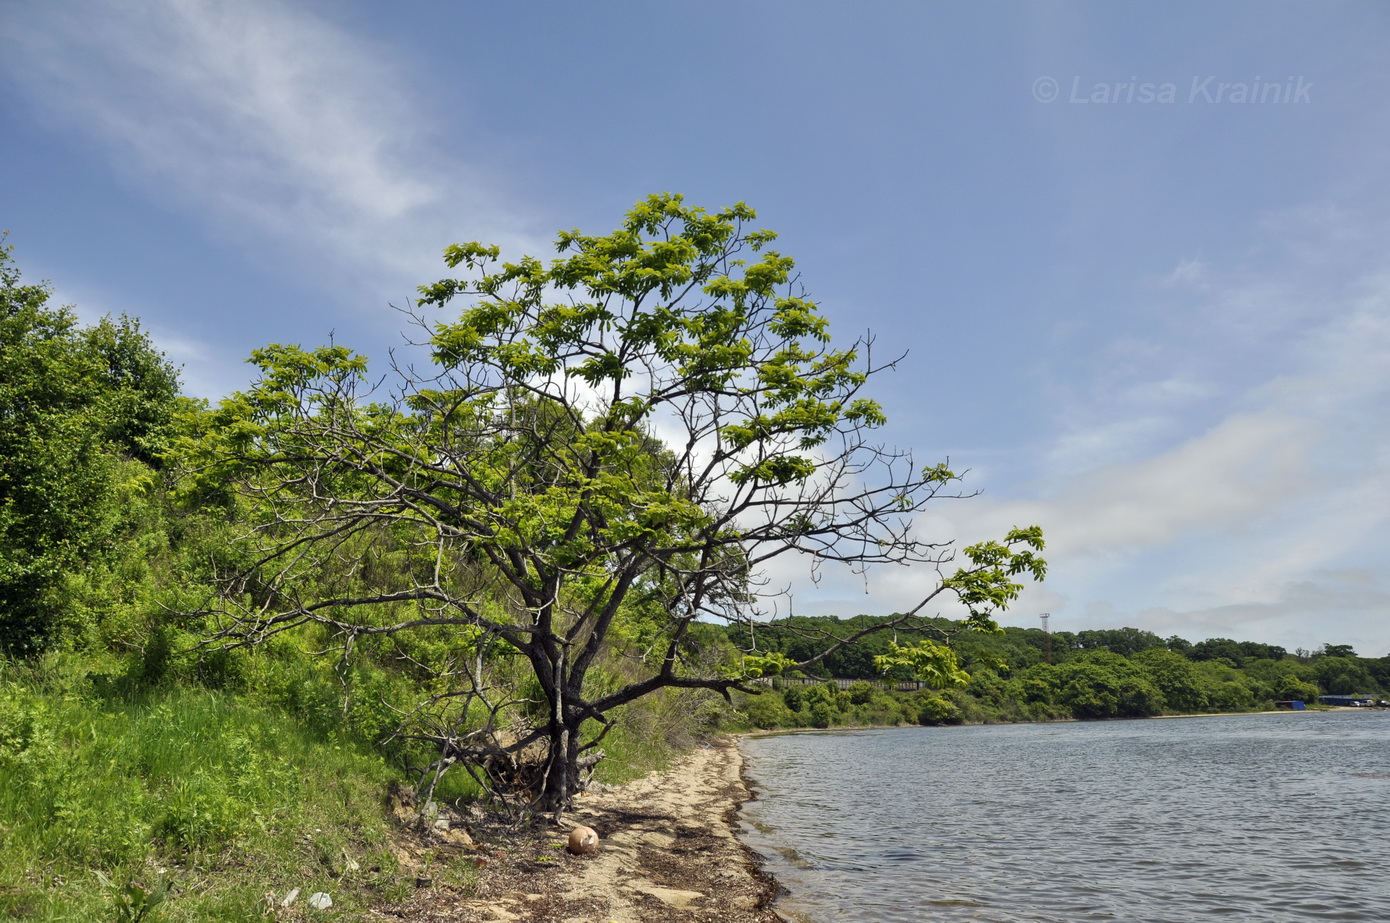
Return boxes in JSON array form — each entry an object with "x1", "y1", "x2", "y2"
[{"x1": 539, "y1": 720, "x2": 583, "y2": 821}]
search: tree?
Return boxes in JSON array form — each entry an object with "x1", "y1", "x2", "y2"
[
  {"x1": 1193, "y1": 660, "x2": 1256, "y2": 710},
  {"x1": 1243, "y1": 657, "x2": 1318, "y2": 702},
  {"x1": 1133, "y1": 648, "x2": 1209, "y2": 712},
  {"x1": 80, "y1": 314, "x2": 183, "y2": 467},
  {"x1": 1164, "y1": 634, "x2": 1193, "y2": 654},
  {"x1": 190, "y1": 194, "x2": 1045, "y2": 816},
  {"x1": 1365, "y1": 656, "x2": 1390, "y2": 691},
  {"x1": 0, "y1": 243, "x2": 178, "y2": 654},
  {"x1": 1312, "y1": 656, "x2": 1375, "y2": 696},
  {"x1": 1187, "y1": 637, "x2": 1245, "y2": 667},
  {"x1": 874, "y1": 639, "x2": 970, "y2": 688},
  {"x1": 1075, "y1": 627, "x2": 1164, "y2": 658},
  {"x1": 1055, "y1": 651, "x2": 1163, "y2": 718}
]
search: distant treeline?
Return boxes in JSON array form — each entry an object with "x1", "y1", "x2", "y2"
[{"x1": 727, "y1": 616, "x2": 1387, "y2": 729}]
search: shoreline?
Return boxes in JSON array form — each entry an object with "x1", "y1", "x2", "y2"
[
  {"x1": 380, "y1": 737, "x2": 784, "y2": 922},
  {"x1": 375, "y1": 709, "x2": 1376, "y2": 920}
]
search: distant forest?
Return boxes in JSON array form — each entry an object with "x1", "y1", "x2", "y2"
[{"x1": 727, "y1": 615, "x2": 1387, "y2": 728}]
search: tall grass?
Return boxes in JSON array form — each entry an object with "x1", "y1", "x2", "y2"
[
  {"x1": 1, "y1": 633, "x2": 737, "y2": 919},
  {"x1": 0, "y1": 655, "x2": 403, "y2": 921}
]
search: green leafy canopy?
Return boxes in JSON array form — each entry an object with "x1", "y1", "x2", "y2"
[{"x1": 188, "y1": 194, "x2": 1046, "y2": 814}]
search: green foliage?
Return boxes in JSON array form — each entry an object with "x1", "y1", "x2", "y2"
[
  {"x1": 916, "y1": 693, "x2": 963, "y2": 726},
  {"x1": 1074, "y1": 627, "x2": 1165, "y2": 657},
  {"x1": 1055, "y1": 651, "x2": 1163, "y2": 719},
  {"x1": 941, "y1": 526, "x2": 1046, "y2": 626},
  {"x1": 734, "y1": 611, "x2": 1386, "y2": 730},
  {"x1": 737, "y1": 690, "x2": 797, "y2": 730},
  {"x1": 1132, "y1": 648, "x2": 1209, "y2": 712},
  {"x1": 1243, "y1": 657, "x2": 1319, "y2": 701},
  {"x1": 732, "y1": 613, "x2": 1039, "y2": 682},
  {"x1": 0, "y1": 658, "x2": 401, "y2": 921},
  {"x1": 94, "y1": 871, "x2": 171, "y2": 923},
  {"x1": 0, "y1": 244, "x2": 181, "y2": 655},
  {"x1": 741, "y1": 651, "x2": 795, "y2": 679},
  {"x1": 1011, "y1": 662, "x2": 1060, "y2": 702},
  {"x1": 845, "y1": 680, "x2": 878, "y2": 705},
  {"x1": 874, "y1": 639, "x2": 969, "y2": 688},
  {"x1": 1191, "y1": 638, "x2": 1245, "y2": 666},
  {"x1": 1311, "y1": 656, "x2": 1376, "y2": 696},
  {"x1": 79, "y1": 315, "x2": 183, "y2": 467},
  {"x1": 1195, "y1": 660, "x2": 1258, "y2": 711},
  {"x1": 187, "y1": 193, "x2": 1046, "y2": 813},
  {"x1": 0, "y1": 277, "x2": 114, "y2": 651}
]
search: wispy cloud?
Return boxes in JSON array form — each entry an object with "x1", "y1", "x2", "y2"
[
  {"x1": 2, "y1": 0, "x2": 541, "y2": 338},
  {"x1": 1137, "y1": 567, "x2": 1390, "y2": 657},
  {"x1": 1161, "y1": 257, "x2": 1209, "y2": 290},
  {"x1": 795, "y1": 208, "x2": 1390, "y2": 654},
  {"x1": 983, "y1": 220, "x2": 1390, "y2": 649}
]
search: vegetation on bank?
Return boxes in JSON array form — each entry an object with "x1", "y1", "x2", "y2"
[
  {"x1": 727, "y1": 617, "x2": 1389, "y2": 729},
  {"x1": 0, "y1": 656, "x2": 401, "y2": 921},
  {"x1": 0, "y1": 644, "x2": 708, "y2": 921}
]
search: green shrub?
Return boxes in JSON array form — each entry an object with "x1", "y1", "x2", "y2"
[
  {"x1": 807, "y1": 701, "x2": 838, "y2": 728},
  {"x1": 917, "y1": 694, "x2": 962, "y2": 726},
  {"x1": 740, "y1": 691, "x2": 794, "y2": 729},
  {"x1": 846, "y1": 681, "x2": 878, "y2": 706},
  {"x1": 849, "y1": 691, "x2": 906, "y2": 726}
]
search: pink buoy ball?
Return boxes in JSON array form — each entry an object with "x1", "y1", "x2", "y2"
[{"x1": 567, "y1": 825, "x2": 600, "y2": 855}]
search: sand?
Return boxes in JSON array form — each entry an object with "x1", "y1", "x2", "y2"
[{"x1": 376, "y1": 737, "x2": 785, "y2": 923}]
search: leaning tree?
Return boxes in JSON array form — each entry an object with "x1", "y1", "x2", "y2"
[{"x1": 189, "y1": 194, "x2": 1044, "y2": 817}]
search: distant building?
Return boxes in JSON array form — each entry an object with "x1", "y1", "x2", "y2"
[{"x1": 1317, "y1": 695, "x2": 1374, "y2": 707}]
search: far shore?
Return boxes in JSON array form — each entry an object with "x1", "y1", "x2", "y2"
[
  {"x1": 749, "y1": 703, "x2": 1378, "y2": 734},
  {"x1": 1152, "y1": 705, "x2": 1378, "y2": 718}
]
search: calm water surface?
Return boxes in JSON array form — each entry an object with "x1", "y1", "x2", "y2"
[{"x1": 739, "y1": 712, "x2": 1390, "y2": 922}]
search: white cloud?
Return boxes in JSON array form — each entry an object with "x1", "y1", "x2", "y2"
[
  {"x1": 1135, "y1": 567, "x2": 1390, "y2": 657},
  {"x1": 2, "y1": 0, "x2": 542, "y2": 315},
  {"x1": 1161, "y1": 257, "x2": 1209, "y2": 290},
  {"x1": 787, "y1": 213, "x2": 1390, "y2": 656},
  {"x1": 1036, "y1": 411, "x2": 1316, "y2": 556},
  {"x1": 996, "y1": 228, "x2": 1390, "y2": 648}
]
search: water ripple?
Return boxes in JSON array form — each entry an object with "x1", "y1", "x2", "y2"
[{"x1": 740, "y1": 713, "x2": 1390, "y2": 923}]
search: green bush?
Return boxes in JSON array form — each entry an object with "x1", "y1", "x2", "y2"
[
  {"x1": 846, "y1": 680, "x2": 878, "y2": 705},
  {"x1": 740, "y1": 691, "x2": 795, "y2": 729},
  {"x1": 849, "y1": 691, "x2": 907, "y2": 726},
  {"x1": 1055, "y1": 652, "x2": 1163, "y2": 719},
  {"x1": 808, "y1": 701, "x2": 838, "y2": 728},
  {"x1": 917, "y1": 694, "x2": 962, "y2": 725}
]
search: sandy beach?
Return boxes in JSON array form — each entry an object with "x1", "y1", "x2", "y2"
[{"x1": 377, "y1": 737, "x2": 785, "y2": 923}]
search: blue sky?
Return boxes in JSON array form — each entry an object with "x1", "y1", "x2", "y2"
[{"x1": 3, "y1": 1, "x2": 1389, "y2": 655}]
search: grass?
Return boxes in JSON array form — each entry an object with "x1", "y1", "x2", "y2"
[
  {"x1": 0, "y1": 623, "x2": 739, "y2": 921},
  {"x1": 0, "y1": 649, "x2": 703, "y2": 921},
  {"x1": 0, "y1": 655, "x2": 408, "y2": 922}
]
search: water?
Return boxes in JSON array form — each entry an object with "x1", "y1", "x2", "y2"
[{"x1": 739, "y1": 712, "x2": 1390, "y2": 922}]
